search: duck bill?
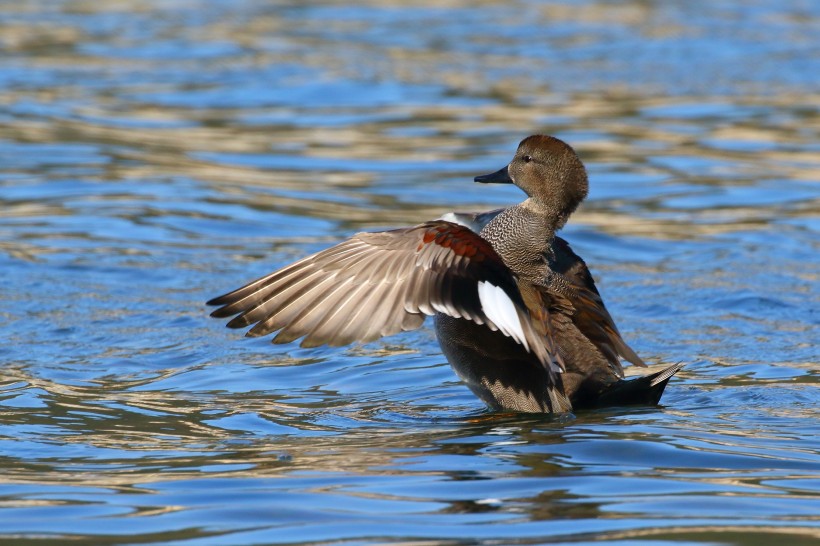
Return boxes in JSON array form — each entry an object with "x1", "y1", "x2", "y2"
[{"x1": 474, "y1": 165, "x2": 513, "y2": 184}]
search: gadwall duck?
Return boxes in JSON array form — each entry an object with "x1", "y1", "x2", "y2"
[{"x1": 208, "y1": 135, "x2": 681, "y2": 413}]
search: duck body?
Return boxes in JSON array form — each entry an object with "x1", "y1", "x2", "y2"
[
  {"x1": 436, "y1": 218, "x2": 679, "y2": 411},
  {"x1": 208, "y1": 135, "x2": 681, "y2": 413}
]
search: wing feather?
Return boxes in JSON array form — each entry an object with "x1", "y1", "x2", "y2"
[
  {"x1": 550, "y1": 236, "x2": 646, "y2": 369},
  {"x1": 208, "y1": 221, "x2": 560, "y2": 375}
]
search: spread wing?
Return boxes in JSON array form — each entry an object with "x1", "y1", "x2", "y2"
[
  {"x1": 549, "y1": 236, "x2": 646, "y2": 370},
  {"x1": 208, "y1": 221, "x2": 561, "y2": 374}
]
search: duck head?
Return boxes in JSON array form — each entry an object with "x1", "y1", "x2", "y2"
[{"x1": 475, "y1": 135, "x2": 589, "y2": 230}]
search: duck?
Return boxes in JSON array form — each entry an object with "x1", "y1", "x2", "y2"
[{"x1": 208, "y1": 135, "x2": 681, "y2": 413}]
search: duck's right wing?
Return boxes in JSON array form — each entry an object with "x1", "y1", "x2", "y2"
[
  {"x1": 550, "y1": 236, "x2": 646, "y2": 369},
  {"x1": 208, "y1": 221, "x2": 560, "y2": 375},
  {"x1": 438, "y1": 208, "x2": 505, "y2": 232}
]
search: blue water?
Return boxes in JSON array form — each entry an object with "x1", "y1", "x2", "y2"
[{"x1": 0, "y1": 1, "x2": 818, "y2": 544}]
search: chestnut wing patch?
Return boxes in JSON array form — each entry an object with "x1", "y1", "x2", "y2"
[{"x1": 208, "y1": 221, "x2": 559, "y2": 374}]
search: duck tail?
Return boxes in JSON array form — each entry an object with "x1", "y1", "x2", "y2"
[{"x1": 597, "y1": 362, "x2": 683, "y2": 407}]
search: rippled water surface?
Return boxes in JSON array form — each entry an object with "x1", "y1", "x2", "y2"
[{"x1": 1, "y1": 1, "x2": 818, "y2": 544}]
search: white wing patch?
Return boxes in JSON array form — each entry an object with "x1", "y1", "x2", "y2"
[
  {"x1": 437, "y1": 212, "x2": 475, "y2": 231},
  {"x1": 438, "y1": 210, "x2": 504, "y2": 233},
  {"x1": 477, "y1": 281, "x2": 529, "y2": 352}
]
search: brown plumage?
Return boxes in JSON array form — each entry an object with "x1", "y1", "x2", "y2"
[{"x1": 208, "y1": 135, "x2": 681, "y2": 413}]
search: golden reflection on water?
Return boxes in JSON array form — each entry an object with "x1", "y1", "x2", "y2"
[
  {"x1": 3, "y1": 93, "x2": 818, "y2": 239},
  {"x1": 2, "y1": 1, "x2": 818, "y2": 240}
]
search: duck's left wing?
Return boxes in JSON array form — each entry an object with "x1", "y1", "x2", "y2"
[{"x1": 208, "y1": 221, "x2": 560, "y2": 374}]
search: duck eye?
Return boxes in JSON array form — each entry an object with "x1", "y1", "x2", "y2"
[{"x1": 522, "y1": 155, "x2": 533, "y2": 163}]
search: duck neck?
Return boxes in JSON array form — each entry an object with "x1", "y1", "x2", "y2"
[
  {"x1": 480, "y1": 200, "x2": 560, "y2": 280},
  {"x1": 522, "y1": 197, "x2": 567, "y2": 235}
]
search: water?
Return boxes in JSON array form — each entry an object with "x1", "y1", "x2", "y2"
[{"x1": 1, "y1": 0, "x2": 818, "y2": 544}]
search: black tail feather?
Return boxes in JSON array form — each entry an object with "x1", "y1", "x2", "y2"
[{"x1": 593, "y1": 362, "x2": 683, "y2": 408}]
